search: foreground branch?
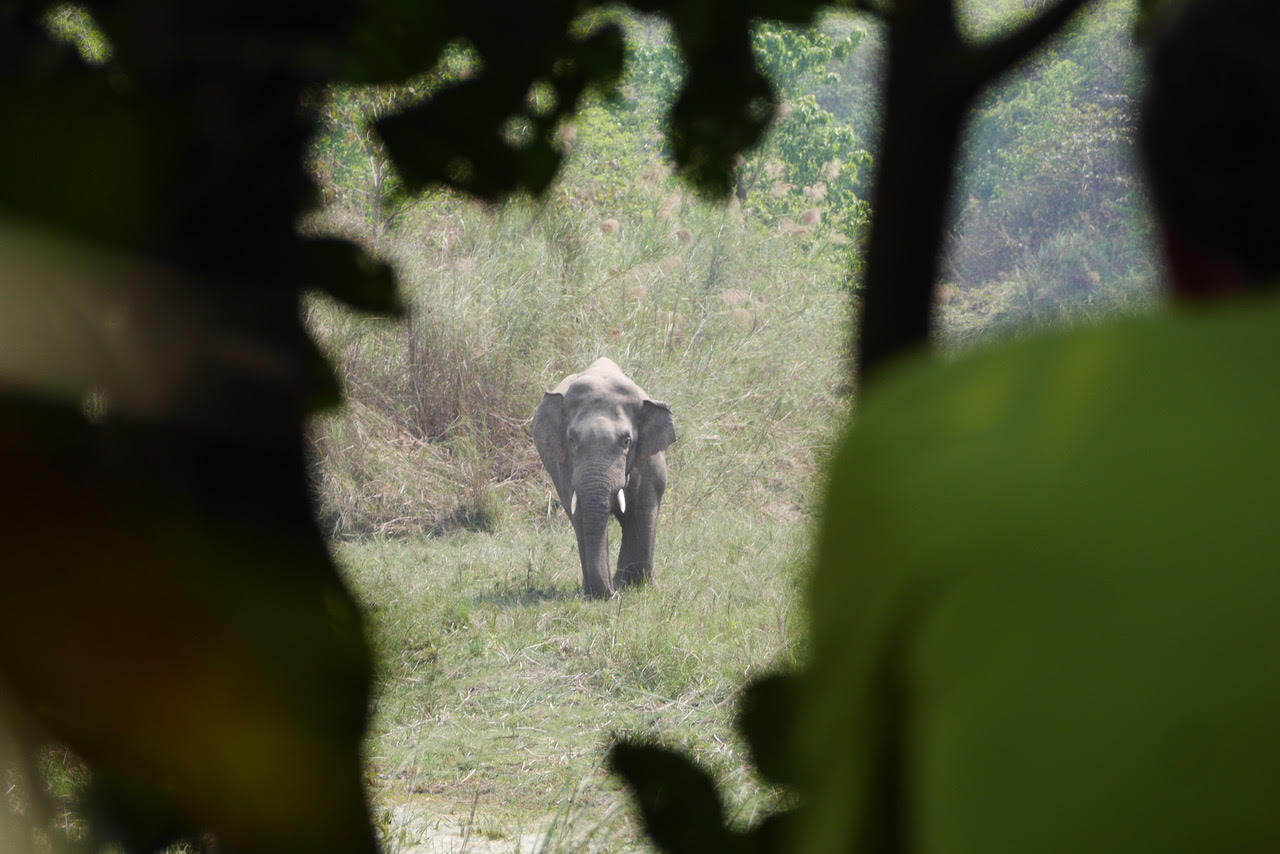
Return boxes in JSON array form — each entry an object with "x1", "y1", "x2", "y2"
[{"x1": 855, "y1": 0, "x2": 1098, "y2": 385}]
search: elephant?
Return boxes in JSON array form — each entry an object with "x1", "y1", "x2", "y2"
[{"x1": 533, "y1": 358, "x2": 676, "y2": 599}]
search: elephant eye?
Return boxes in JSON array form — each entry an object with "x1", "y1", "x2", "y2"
[{"x1": 620, "y1": 433, "x2": 632, "y2": 448}]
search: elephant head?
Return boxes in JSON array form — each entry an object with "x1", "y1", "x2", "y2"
[{"x1": 532, "y1": 358, "x2": 676, "y2": 598}]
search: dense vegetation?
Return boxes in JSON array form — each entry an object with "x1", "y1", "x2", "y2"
[
  {"x1": 943, "y1": 0, "x2": 1159, "y2": 341},
  {"x1": 306, "y1": 0, "x2": 1155, "y2": 539}
]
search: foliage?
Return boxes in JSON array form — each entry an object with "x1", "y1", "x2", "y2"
[
  {"x1": 354, "y1": 0, "x2": 842, "y2": 202},
  {"x1": 41, "y1": 3, "x2": 109, "y2": 63},
  {"x1": 811, "y1": 17, "x2": 885, "y2": 156},
  {"x1": 943, "y1": 0, "x2": 1159, "y2": 336},
  {"x1": 310, "y1": 86, "x2": 417, "y2": 243},
  {"x1": 312, "y1": 11, "x2": 874, "y2": 249},
  {"x1": 938, "y1": 225, "x2": 1155, "y2": 348},
  {"x1": 738, "y1": 20, "x2": 871, "y2": 233},
  {"x1": 520, "y1": 14, "x2": 874, "y2": 242}
]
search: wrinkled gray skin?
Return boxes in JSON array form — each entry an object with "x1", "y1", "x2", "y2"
[{"x1": 533, "y1": 358, "x2": 676, "y2": 599}]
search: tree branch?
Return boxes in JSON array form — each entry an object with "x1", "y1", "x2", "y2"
[{"x1": 971, "y1": 0, "x2": 1098, "y2": 85}]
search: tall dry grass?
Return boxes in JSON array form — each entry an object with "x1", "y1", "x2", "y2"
[{"x1": 305, "y1": 178, "x2": 855, "y2": 538}]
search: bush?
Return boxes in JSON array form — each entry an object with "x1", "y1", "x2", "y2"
[{"x1": 937, "y1": 226, "x2": 1158, "y2": 348}]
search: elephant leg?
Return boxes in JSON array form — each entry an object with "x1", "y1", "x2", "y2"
[
  {"x1": 574, "y1": 516, "x2": 615, "y2": 599},
  {"x1": 615, "y1": 500, "x2": 659, "y2": 588},
  {"x1": 614, "y1": 457, "x2": 666, "y2": 588}
]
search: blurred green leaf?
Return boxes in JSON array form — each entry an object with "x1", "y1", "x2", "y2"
[{"x1": 796, "y1": 297, "x2": 1280, "y2": 851}]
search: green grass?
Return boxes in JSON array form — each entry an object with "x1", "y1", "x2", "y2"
[{"x1": 338, "y1": 507, "x2": 809, "y2": 851}]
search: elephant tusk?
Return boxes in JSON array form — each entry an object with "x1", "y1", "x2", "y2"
[
  {"x1": 618, "y1": 489, "x2": 626, "y2": 514},
  {"x1": 570, "y1": 491, "x2": 578, "y2": 516}
]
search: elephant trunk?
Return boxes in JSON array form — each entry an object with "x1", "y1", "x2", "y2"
[{"x1": 572, "y1": 467, "x2": 621, "y2": 599}]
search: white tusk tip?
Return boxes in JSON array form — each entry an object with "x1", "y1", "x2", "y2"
[
  {"x1": 618, "y1": 489, "x2": 626, "y2": 514},
  {"x1": 570, "y1": 491, "x2": 577, "y2": 516}
]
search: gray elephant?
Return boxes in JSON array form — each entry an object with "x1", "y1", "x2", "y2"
[{"x1": 533, "y1": 358, "x2": 676, "y2": 598}]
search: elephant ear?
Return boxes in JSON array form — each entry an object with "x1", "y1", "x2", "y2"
[
  {"x1": 534, "y1": 392, "x2": 577, "y2": 516},
  {"x1": 635, "y1": 399, "x2": 676, "y2": 464},
  {"x1": 533, "y1": 392, "x2": 568, "y2": 466}
]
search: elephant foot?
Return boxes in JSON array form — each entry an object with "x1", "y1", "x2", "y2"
[
  {"x1": 614, "y1": 564, "x2": 653, "y2": 589},
  {"x1": 582, "y1": 579, "x2": 615, "y2": 600}
]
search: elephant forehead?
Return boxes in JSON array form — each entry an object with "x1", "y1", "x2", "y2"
[
  {"x1": 565, "y1": 374, "x2": 642, "y2": 405},
  {"x1": 570, "y1": 408, "x2": 631, "y2": 437}
]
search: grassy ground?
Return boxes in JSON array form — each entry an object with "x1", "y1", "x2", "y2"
[{"x1": 339, "y1": 507, "x2": 809, "y2": 852}]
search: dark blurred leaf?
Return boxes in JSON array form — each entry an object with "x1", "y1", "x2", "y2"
[
  {"x1": 338, "y1": 2, "x2": 454, "y2": 83},
  {"x1": 1134, "y1": 0, "x2": 1185, "y2": 39},
  {"x1": 0, "y1": 389, "x2": 377, "y2": 854},
  {"x1": 375, "y1": 19, "x2": 625, "y2": 200},
  {"x1": 299, "y1": 237, "x2": 401, "y2": 316},
  {"x1": 670, "y1": 48, "x2": 775, "y2": 197},
  {"x1": 1, "y1": 5, "x2": 378, "y2": 848},
  {"x1": 376, "y1": 76, "x2": 549, "y2": 199},
  {"x1": 83, "y1": 775, "x2": 204, "y2": 853},
  {"x1": 299, "y1": 327, "x2": 345, "y2": 413},
  {"x1": 571, "y1": 23, "x2": 627, "y2": 93},
  {"x1": 0, "y1": 81, "x2": 165, "y2": 249},
  {"x1": 753, "y1": 0, "x2": 828, "y2": 24},
  {"x1": 84, "y1": 1, "x2": 355, "y2": 75},
  {"x1": 736, "y1": 808, "x2": 799, "y2": 854},
  {"x1": 609, "y1": 742, "x2": 734, "y2": 853},
  {"x1": 737, "y1": 672, "x2": 802, "y2": 788}
]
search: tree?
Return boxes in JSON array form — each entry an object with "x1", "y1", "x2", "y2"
[
  {"x1": 852, "y1": 0, "x2": 1098, "y2": 383},
  {"x1": 945, "y1": 0, "x2": 1153, "y2": 329},
  {"x1": 740, "y1": 21, "x2": 872, "y2": 234}
]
